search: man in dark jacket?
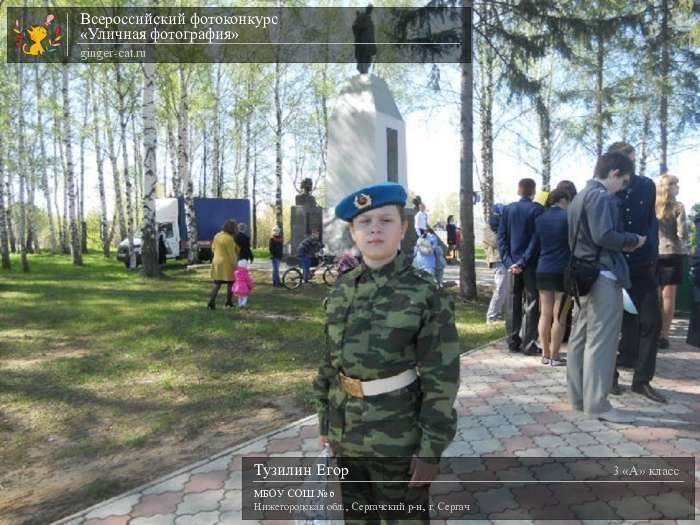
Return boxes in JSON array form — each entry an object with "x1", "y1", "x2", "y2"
[
  {"x1": 498, "y1": 178, "x2": 544, "y2": 354},
  {"x1": 235, "y1": 223, "x2": 254, "y2": 263},
  {"x1": 609, "y1": 142, "x2": 665, "y2": 404},
  {"x1": 298, "y1": 229, "x2": 323, "y2": 283},
  {"x1": 687, "y1": 213, "x2": 700, "y2": 347}
]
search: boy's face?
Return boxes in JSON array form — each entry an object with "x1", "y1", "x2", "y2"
[
  {"x1": 350, "y1": 205, "x2": 407, "y2": 267},
  {"x1": 605, "y1": 170, "x2": 631, "y2": 193}
]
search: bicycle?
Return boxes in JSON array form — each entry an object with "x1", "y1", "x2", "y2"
[{"x1": 282, "y1": 253, "x2": 339, "y2": 290}]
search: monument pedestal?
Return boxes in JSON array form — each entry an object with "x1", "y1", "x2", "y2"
[{"x1": 324, "y1": 74, "x2": 408, "y2": 255}]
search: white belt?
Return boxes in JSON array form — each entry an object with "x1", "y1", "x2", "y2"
[{"x1": 339, "y1": 368, "x2": 418, "y2": 398}]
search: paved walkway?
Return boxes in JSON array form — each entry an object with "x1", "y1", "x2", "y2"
[{"x1": 54, "y1": 319, "x2": 699, "y2": 525}]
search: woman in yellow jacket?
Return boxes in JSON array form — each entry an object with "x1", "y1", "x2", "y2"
[{"x1": 208, "y1": 219, "x2": 240, "y2": 309}]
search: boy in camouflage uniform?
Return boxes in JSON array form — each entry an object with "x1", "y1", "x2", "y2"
[{"x1": 314, "y1": 183, "x2": 461, "y2": 524}]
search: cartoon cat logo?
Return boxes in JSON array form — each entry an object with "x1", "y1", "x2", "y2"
[
  {"x1": 24, "y1": 25, "x2": 48, "y2": 56},
  {"x1": 14, "y1": 14, "x2": 61, "y2": 57}
]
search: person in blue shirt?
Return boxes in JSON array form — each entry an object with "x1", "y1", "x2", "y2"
[
  {"x1": 519, "y1": 188, "x2": 572, "y2": 367},
  {"x1": 608, "y1": 142, "x2": 665, "y2": 404},
  {"x1": 498, "y1": 178, "x2": 544, "y2": 354}
]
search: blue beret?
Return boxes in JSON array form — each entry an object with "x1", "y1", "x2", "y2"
[{"x1": 335, "y1": 183, "x2": 408, "y2": 222}]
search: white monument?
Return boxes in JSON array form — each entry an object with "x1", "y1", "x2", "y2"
[{"x1": 324, "y1": 74, "x2": 408, "y2": 254}]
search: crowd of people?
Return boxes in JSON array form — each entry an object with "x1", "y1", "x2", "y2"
[{"x1": 487, "y1": 141, "x2": 689, "y2": 423}]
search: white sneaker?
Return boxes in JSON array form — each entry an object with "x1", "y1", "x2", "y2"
[{"x1": 597, "y1": 408, "x2": 634, "y2": 424}]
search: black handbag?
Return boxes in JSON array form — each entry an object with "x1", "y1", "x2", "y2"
[{"x1": 564, "y1": 206, "x2": 601, "y2": 302}]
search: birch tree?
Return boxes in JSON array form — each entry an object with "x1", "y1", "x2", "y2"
[
  {"x1": 115, "y1": 63, "x2": 136, "y2": 268},
  {"x1": 142, "y1": 58, "x2": 159, "y2": 277},
  {"x1": 36, "y1": 65, "x2": 57, "y2": 252},
  {"x1": 89, "y1": 76, "x2": 110, "y2": 257},
  {"x1": 179, "y1": 65, "x2": 198, "y2": 263},
  {"x1": 62, "y1": 65, "x2": 82, "y2": 266},
  {"x1": 16, "y1": 63, "x2": 29, "y2": 271},
  {"x1": 103, "y1": 85, "x2": 128, "y2": 242},
  {"x1": 0, "y1": 134, "x2": 10, "y2": 270},
  {"x1": 274, "y1": 61, "x2": 284, "y2": 236},
  {"x1": 80, "y1": 77, "x2": 89, "y2": 253}
]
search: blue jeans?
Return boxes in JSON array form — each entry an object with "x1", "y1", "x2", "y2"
[
  {"x1": 302, "y1": 256, "x2": 311, "y2": 282},
  {"x1": 272, "y1": 258, "x2": 281, "y2": 286}
]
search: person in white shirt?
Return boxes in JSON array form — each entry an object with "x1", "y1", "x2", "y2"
[{"x1": 413, "y1": 196, "x2": 428, "y2": 237}]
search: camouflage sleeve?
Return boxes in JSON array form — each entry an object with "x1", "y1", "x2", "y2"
[
  {"x1": 415, "y1": 288, "x2": 461, "y2": 461},
  {"x1": 313, "y1": 298, "x2": 335, "y2": 435}
]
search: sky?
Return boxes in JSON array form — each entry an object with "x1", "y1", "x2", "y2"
[{"x1": 405, "y1": 99, "x2": 700, "y2": 233}]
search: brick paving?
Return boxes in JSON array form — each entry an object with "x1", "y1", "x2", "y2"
[{"x1": 53, "y1": 319, "x2": 699, "y2": 524}]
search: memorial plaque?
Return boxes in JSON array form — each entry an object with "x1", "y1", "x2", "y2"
[{"x1": 387, "y1": 127, "x2": 398, "y2": 182}]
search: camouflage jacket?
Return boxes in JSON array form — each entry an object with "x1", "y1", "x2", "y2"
[{"x1": 314, "y1": 252, "x2": 461, "y2": 459}]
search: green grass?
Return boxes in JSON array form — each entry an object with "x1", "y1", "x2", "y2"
[{"x1": 0, "y1": 252, "x2": 502, "y2": 516}]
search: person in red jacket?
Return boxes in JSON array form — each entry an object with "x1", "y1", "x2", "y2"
[{"x1": 269, "y1": 225, "x2": 284, "y2": 287}]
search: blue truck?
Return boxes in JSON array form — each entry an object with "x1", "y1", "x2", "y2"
[{"x1": 117, "y1": 197, "x2": 250, "y2": 265}]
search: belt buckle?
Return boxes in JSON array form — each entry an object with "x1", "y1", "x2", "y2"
[{"x1": 340, "y1": 374, "x2": 364, "y2": 398}]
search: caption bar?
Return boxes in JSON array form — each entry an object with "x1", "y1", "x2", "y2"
[
  {"x1": 242, "y1": 456, "x2": 695, "y2": 520},
  {"x1": 7, "y1": 7, "x2": 469, "y2": 64}
]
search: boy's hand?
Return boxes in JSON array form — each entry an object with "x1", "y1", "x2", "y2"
[
  {"x1": 408, "y1": 457, "x2": 440, "y2": 487},
  {"x1": 635, "y1": 235, "x2": 647, "y2": 250}
]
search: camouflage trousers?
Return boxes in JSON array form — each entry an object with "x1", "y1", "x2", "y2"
[
  {"x1": 328, "y1": 384, "x2": 430, "y2": 524},
  {"x1": 337, "y1": 456, "x2": 430, "y2": 525}
]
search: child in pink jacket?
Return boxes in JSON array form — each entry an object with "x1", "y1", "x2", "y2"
[{"x1": 232, "y1": 259, "x2": 254, "y2": 307}]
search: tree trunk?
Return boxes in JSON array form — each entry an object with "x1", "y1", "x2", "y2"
[
  {"x1": 0, "y1": 136, "x2": 10, "y2": 269},
  {"x1": 36, "y1": 66, "x2": 57, "y2": 253},
  {"x1": 179, "y1": 65, "x2": 198, "y2": 263},
  {"x1": 459, "y1": 4, "x2": 476, "y2": 300},
  {"x1": 80, "y1": 73, "x2": 89, "y2": 254},
  {"x1": 131, "y1": 111, "x2": 144, "y2": 227},
  {"x1": 27, "y1": 166, "x2": 38, "y2": 253},
  {"x1": 17, "y1": 63, "x2": 29, "y2": 271},
  {"x1": 478, "y1": 3, "x2": 495, "y2": 222},
  {"x1": 115, "y1": 64, "x2": 136, "y2": 269},
  {"x1": 639, "y1": 105, "x2": 651, "y2": 179},
  {"x1": 167, "y1": 119, "x2": 180, "y2": 197},
  {"x1": 594, "y1": 28, "x2": 605, "y2": 158},
  {"x1": 659, "y1": 0, "x2": 670, "y2": 173},
  {"x1": 213, "y1": 65, "x2": 222, "y2": 198},
  {"x1": 252, "y1": 137, "x2": 258, "y2": 248},
  {"x1": 53, "y1": 80, "x2": 70, "y2": 255},
  {"x1": 142, "y1": 59, "x2": 160, "y2": 277},
  {"x1": 5, "y1": 167, "x2": 16, "y2": 253},
  {"x1": 52, "y1": 132, "x2": 63, "y2": 253},
  {"x1": 89, "y1": 76, "x2": 110, "y2": 257},
  {"x1": 274, "y1": 61, "x2": 284, "y2": 236},
  {"x1": 200, "y1": 127, "x2": 206, "y2": 197},
  {"x1": 63, "y1": 65, "x2": 82, "y2": 266},
  {"x1": 104, "y1": 94, "x2": 128, "y2": 242},
  {"x1": 320, "y1": 65, "x2": 329, "y2": 183},
  {"x1": 536, "y1": 95, "x2": 552, "y2": 190},
  {"x1": 244, "y1": 106, "x2": 251, "y2": 200}
]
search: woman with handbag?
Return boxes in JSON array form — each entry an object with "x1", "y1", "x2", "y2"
[{"x1": 656, "y1": 174, "x2": 688, "y2": 349}]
